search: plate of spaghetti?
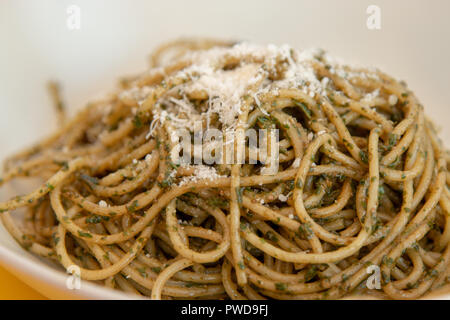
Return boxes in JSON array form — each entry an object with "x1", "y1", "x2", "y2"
[{"x1": 0, "y1": 39, "x2": 449, "y2": 300}]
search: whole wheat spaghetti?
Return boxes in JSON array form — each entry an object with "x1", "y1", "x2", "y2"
[{"x1": 0, "y1": 39, "x2": 449, "y2": 300}]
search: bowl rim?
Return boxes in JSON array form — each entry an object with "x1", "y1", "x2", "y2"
[
  {"x1": 0, "y1": 231, "x2": 142, "y2": 300},
  {"x1": 0, "y1": 221, "x2": 449, "y2": 300}
]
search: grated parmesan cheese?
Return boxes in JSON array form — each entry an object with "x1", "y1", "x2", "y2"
[
  {"x1": 178, "y1": 165, "x2": 224, "y2": 186},
  {"x1": 141, "y1": 42, "x2": 368, "y2": 138},
  {"x1": 98, "y1": 200, "x2": 108, "y2": 208},
  {"x1": 362, "y1": 88, "x2": 380, "y2": 102},
  {"x1": 388, "y1": 94, "x2": 398, "y2": 106},
  {"x1": 119, "y1": 42, "x2": 386, "y2": 188}
]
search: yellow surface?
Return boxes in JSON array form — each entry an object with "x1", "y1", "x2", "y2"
[{"x1": 0, "y1": 265, "x2": 47, "y2": 300}]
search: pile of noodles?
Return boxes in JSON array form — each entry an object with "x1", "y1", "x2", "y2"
[{"x1": 0, "y1": 39, "x2": 449, "y2": 300}]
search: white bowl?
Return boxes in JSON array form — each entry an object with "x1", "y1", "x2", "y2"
[{"x1": 0, "y1": 222, "x2": 138, "y2": 300}]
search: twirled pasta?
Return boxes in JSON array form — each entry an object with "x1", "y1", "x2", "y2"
[{"x1": 0, "y1": 39, "x2": 449, "y2": 300}]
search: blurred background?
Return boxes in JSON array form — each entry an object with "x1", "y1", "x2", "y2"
[{"x1": 1, "y1": 0, "x2": 449, "y2": 159}]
